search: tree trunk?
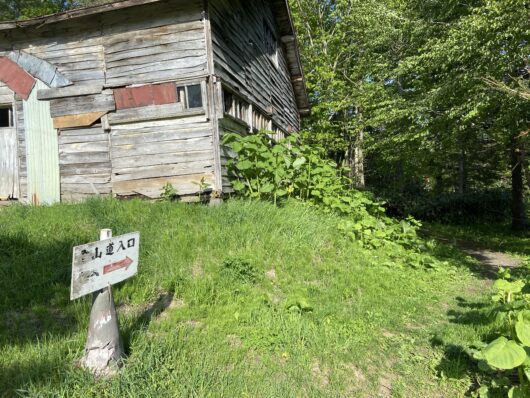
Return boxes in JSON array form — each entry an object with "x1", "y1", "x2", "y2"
[
  {"x1": 458, "y1": 150, "x2": 467, "y2": 195},
  {"x1": 347, "y1": 107, "x2": 365, "y2": 189},
  {"x1": 511, "y1": 135, "x2": 525, "y2": 231},
  {"x1": 354, "y1": 128, "x2": 365, "y2": 188}
]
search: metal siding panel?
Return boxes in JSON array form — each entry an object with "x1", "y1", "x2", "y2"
[
  {"x1": 114, "y1": 83, "x2": 177, "y2": 110},
  {"x1": 152, "y1": 83, "x2": 177, "y2": 105},
  {"x1": 23, "y1": 79, "x2": 60, "y2": 205}
]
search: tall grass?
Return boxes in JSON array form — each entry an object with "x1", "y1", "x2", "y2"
[{"x1": 0, "y1": 199, "x2": 493, "y2": 397}]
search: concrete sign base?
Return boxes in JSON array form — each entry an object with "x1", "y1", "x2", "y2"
[{"x1": 78, "y1": 230, "x2": 125, "y2": 376}]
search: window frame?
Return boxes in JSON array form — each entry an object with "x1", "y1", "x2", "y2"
[
  {"x1": 0, "y1": 104, "x2": 14, "y2": 128},
  {"x1": 222, "y1": 88, "x2": 250, "y2": 126}
]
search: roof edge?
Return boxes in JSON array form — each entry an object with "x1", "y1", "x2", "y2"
[
  {"x1": 0, "y1": 0, "x2": 311, "y2": 116},
  {"x1": 0, "y1": 0, "x2": 162, "y2": 31},
  {"x1": 273, "y1": 0, "x2": 310, "y2": 116}
]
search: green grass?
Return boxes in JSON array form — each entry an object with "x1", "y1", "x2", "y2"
[
  {"x1": 424, "y1": 222, "x2": 530, "y2": 261},
  {"x1": 0, "y1": 199, "x2": 496, "y2": 397}
]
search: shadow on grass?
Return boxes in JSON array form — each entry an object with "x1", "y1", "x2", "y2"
[
  {"x1": 121, "y1": 291, "x2": 175, "y2": 355},
  {"x1": 0, "y1": 358, "x2": 68, "y2": 397},
  {"x1": 0, "y1": 233, "x2": 81, "y2": 348},
  {"x1": 430, "y1": 341, "x2": 482, "y2": 395},
  {"x1": 422, "y1": 223, "x2": 530, "y2": 259},
  {"x1": 444, "y1": 297, "x2": 494, "y2": 327},
  {"x1": 424, "y1": 240, "x2": 499, "y2": 280}
]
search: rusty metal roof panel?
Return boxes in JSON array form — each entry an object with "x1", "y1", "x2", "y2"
[
  {"x1": 114, "y1": 82, "x2": 177, "y2": 109},
  {"x1": 0, "y1": 57, "x2": 36, "y2": 100},
  {"x1": 152, "y1": 83, "x2": 178, "y2": 105}
]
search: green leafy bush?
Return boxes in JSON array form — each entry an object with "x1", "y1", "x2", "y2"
[
  {"x1": 469, "y1": 268, "x2": 530, "y2": 397},
  {"x1": 224, "y1": 131, "x2": 423, "y2": 251},
  {"x1": 381, "y1": 189, "x2": 512, "y2": 224},
  {"x1": 161, "y1": 182, "x2": 178, "y2": 201}
]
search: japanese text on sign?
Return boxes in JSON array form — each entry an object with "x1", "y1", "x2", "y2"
[{"x1": 71, "y1": 232, "x2": 140, "y2": 300}]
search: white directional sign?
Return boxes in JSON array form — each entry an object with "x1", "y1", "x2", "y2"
[{"x1": 71, "y1": 232, "x2": 140, "y2": 300}]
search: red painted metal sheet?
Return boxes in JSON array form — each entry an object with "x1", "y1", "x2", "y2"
[
  {"x1": 152, "y1": 82, "x2": 177, "y2": 105},
  {"x1": 0, "y1": 57, "x2": 35, "y2": 100},
  {"x1": 114, "y1": 87, "x2": 139, "y2": 109},
  {"x1": 114, "y1": 83, "x2": 177, "y2": 110},
  {"x1": 129, "y1": 85, "x2": 153, "y2": 108}
]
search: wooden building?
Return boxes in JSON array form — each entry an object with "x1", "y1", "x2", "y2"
[{"x1": 0, "y1": 0, "x2": 309, "y2": 204}]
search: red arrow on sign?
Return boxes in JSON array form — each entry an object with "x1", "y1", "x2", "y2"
[{"x1": 103, "y1": 257, "x2": 134, "y2": 275}]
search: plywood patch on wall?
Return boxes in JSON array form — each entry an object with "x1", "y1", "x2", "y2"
[{"x1": 53, "y1": 111, "x2": 107, "y2": 129}]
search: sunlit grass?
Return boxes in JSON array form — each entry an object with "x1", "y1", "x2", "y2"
[{"x1": 0, "y1": 199, "x2": 495, "y2": 397}]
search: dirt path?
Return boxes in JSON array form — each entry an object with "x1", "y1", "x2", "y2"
[
  {"x1": 459, "y1": 246, "x2": 521, "y2": 269},
  {"x1": 428, "y1": 232, "x2": 522, "y2": 273}
]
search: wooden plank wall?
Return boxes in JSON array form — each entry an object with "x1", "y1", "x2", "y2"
[
  {"x1": 109, "y1": 115, "x2": 214, "y2": 198},
  {"x1": 0, "y1": 0, "x2": 214, "y2": 201},
  {"x1": 0, "y1": 81, "x2": 13, "y2": 103},
  {"x1": 58, "y1": 125, "x2": 112, "y2": 202},
  {"x1": 4, "y1": 0, "x2": 207, "y2": 88},
  {"x1": 102, "y1": 2, "x2": 208, "y2": 87},
  {"x1": 210, "y1": 0, "x2": 300, "y2": 132},
  {"x1": 15, "y1": 100, "x2": 27, "y2": 201}
]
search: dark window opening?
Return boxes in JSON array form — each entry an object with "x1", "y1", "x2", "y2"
[
  {"x1": 177, "y1": 84, "x2": 204, "y2": 109},
  {"x1": 224, "y1": 91, "x2": 234, "y2": 114},
  {"x1": 223, "y1": 89, "x2": 249, "y2": 122},
  {"x1": 187, "y1": 84, "x2": 203, "y2": 108},
  {"x1": 0, "y1": 106, "x2": 13, "y2": 127}
]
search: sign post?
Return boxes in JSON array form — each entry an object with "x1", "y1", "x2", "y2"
[{"x1": 71, "y1": 229, "x2": 140, "y2": 376}]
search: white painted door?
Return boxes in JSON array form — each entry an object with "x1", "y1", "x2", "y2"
[{"x1": 0, "y1": 126, "x2": 18, "y2": 199}]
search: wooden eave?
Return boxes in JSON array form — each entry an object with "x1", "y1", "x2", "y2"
[
  {"x1": 0, "y1": 0, "x2": 310, "y2": 116},
  {"x1": 272, "y1": 0, "x2": 310, "y2": 116}
]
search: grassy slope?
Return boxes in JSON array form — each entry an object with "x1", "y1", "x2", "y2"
[{"x1": 0, "y1": 199, "x2": 493, "y2": 397}]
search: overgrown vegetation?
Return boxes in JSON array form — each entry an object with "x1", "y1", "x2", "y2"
[
  {"x1": 383, "y1": 189, "x2": 512, "y2": 223},
  {"x1": 224, "y1": 131, "x2": 422, "y2": 252},
  {"x1": 467, "y1": 268, "x2": 530, "y2": 397},
  {"x1": 0, "y1": 199, "x2": 497, "y2": 396},
  {"x1": 291, "y1": 0, "x2": 530, "y2": 230}
]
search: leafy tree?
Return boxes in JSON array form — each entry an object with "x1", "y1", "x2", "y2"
[
  {"x1": 397, "y1": 0, "x2": 530, "y2": 229},
  {"x1": 290, "y1": 0, "x2": 411, "y2": 187},
  {"x1": 291, "y1": 0, "x2": 530, "y2": 229},
  {"x1": 0, "y1": 0, "x2": 107, "y2": 21}
]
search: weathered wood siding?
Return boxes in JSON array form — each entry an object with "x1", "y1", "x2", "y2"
[
  {"x1": 15, "y1": 100, "x2": 27, "y2": 201},
  {"x1": 0, "y1": 0, "x2": 305, "y2": 201},
  {"x1": 109, "y1": 114, "x2": 214, "y2": 198},
  {"x1": 210, "y1": 0, "x2": 300, "y2": 132},
  {"x1": 0, "y1": 0, "x2": 207, "y2": 88},
  {"x1": 0, "y1": 0, "x2": 213, "y2": 201},
  {"x1": 102, "y1": 1, "x2": 207, "y2": 87},
  {"x1": 58, "y1": 125, "x2": 112, "y2": 202}
]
